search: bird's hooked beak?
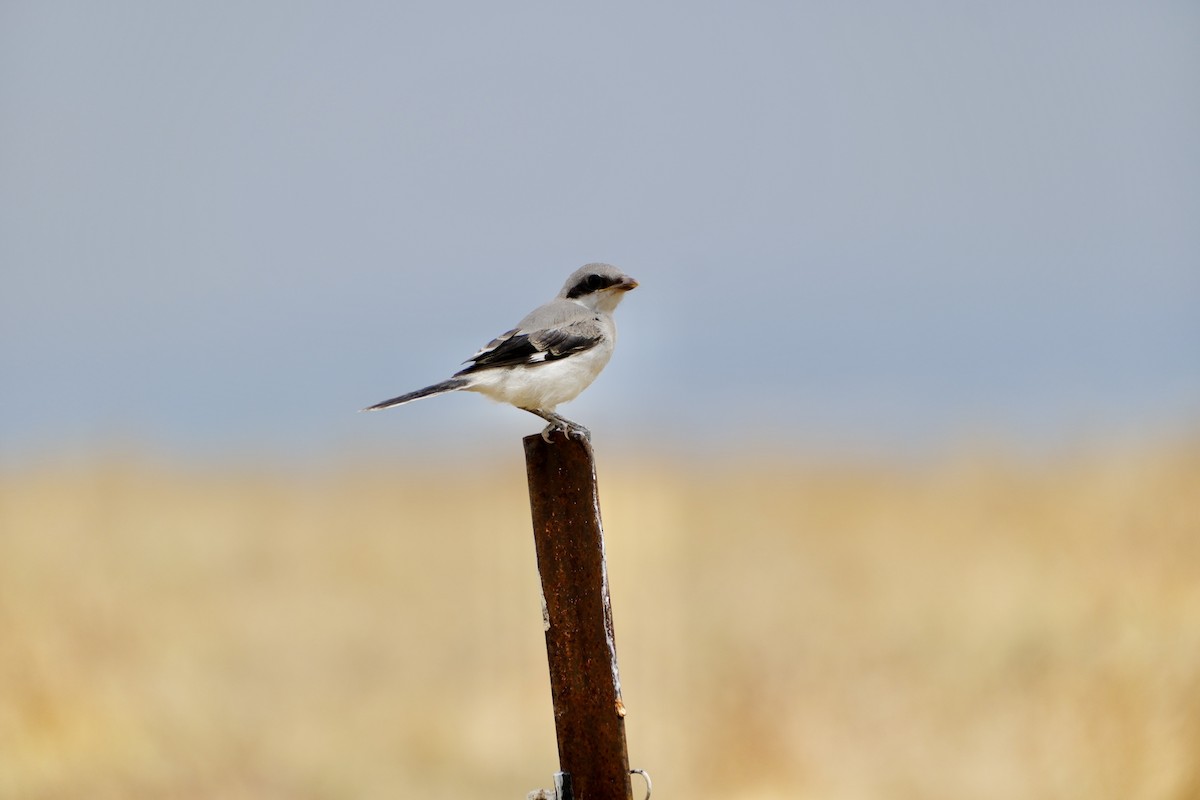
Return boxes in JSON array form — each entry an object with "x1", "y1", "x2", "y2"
[{"x1": 615, "y1": 275, "x2": 639, "y2": 292}]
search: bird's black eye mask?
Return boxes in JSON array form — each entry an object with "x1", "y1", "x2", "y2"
[{"x1": 566, "y1": 273, "x2": 618, "y2": 299}]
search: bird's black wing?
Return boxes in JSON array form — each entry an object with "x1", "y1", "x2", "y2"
[{"x1": 456, "y1": 320, "x2": 603, "y2": 374}]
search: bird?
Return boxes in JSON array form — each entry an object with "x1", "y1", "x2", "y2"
[{"x1": 362, "y1": 263, "x2": 638, "y2": 442}]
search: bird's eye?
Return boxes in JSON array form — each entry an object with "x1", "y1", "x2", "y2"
[{"x1": 585, "y1": 274, "x2": 607, "y2": 291}]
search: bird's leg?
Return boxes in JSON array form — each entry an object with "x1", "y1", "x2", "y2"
[{"x1": 522, "y1": 408, "x2": 591, "y2": 443}]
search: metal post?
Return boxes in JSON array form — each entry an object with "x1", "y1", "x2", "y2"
[{"x1": 524, "y1": 431, "x2": 633, "y2": 800}]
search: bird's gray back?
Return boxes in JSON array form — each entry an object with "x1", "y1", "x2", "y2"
[{"x1": 516, "y1": 297, "x2": 604, "y2": 334}]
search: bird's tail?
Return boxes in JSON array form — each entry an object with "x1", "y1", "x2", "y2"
[{"x1": 360, "y1": 377, "x2": 470, "y2": 412}]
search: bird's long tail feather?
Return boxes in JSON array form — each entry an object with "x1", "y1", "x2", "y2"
[{"x1": 360, "y1": 378, "x2": 470, "y2": 412}]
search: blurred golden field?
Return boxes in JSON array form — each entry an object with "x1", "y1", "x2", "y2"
[{"x1": 2, "y1": 442, "x2": 1199, "y2": 800}]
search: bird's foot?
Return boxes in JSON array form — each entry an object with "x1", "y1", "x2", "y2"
[
  {"x1": 525, "y1": 408, "x2": 590, "y2": 443},
  {"x1": 565, "y1": 421, "x2": 591, "y2": 441},
  {"x1": 540, "y1": 418, "x2": 590, "y2": 443}
]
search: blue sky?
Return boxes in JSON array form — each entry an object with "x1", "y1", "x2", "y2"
[{"x1": 2, "y1": 2, "x2": 1197, "y2": 462}]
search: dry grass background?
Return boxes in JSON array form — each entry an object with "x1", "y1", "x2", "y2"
[{"x1": 2, "y1": 441, "x2": 1199, "y2": 799}]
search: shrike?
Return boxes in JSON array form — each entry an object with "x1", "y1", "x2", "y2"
[{"x1": 363, "y1": 263, "x2": 638, "y2": 441}]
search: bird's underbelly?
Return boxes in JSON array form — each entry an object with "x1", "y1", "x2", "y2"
[{"x1": 466, "y1": 342, "x2": 614, "y2": 410}]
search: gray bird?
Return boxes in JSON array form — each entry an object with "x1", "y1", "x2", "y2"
[{"x1": 363, "y1": 263, "x2": 638, "y2": 441}]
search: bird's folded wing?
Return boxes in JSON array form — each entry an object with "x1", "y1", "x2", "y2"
[{"x1": 458, "y1": 318, "x2": 603, "y2": 373}]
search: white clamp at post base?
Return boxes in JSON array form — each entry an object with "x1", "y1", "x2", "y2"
[{"x1": 526, "y1": 769, "x2": 651, "y2": 800}]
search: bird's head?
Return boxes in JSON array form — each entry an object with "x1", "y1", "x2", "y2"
[{"x1": 560, "y1": 263, "x2": 638, "y2": 313}]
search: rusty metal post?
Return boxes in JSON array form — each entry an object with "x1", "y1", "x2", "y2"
[{"x1": 524, "y1": 431, "x2": 633, "y2": 800}]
